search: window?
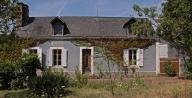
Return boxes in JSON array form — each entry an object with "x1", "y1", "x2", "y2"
[
  {"x1": 52, "y1": 49, "x2": 62, "y2": 66},
  {"x1": 129, "y1": 49, "x2": 137, "y2": 65},
  {"x1": 29, "y1": 49, "x2": 37, "y2": 54},
  {"x1": 52, "y1": 23, "x2": 63, "y2": 35},
  {"x1": 124, "y1": 49, "x2": 144, "y2": 66}
]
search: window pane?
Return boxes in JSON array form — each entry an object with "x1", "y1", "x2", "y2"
[
  {"x1": 52, "y1": 49, "x2": 62, "y2": 66},
  {"x1": 53, "y1": 50, "x2": 57, "y2": 54},
  {"x1": 58, "y1": 54, "x2": 61, "y2": 60},
  {"x1": 53, "y1": 24, "x2": 63, "y2": 35},
  {"x1": 134, "y1": 50, "x2": 137, "y2": 65},
  {"x1": 54, "y1": 61, "x2": 57, "y2": 66},
  {"x1": 133, "y1": 50, "x2": 137, "y2": 55},
  {"x1": 58, "y1": 60, "x2": 61, "y2": 65},
  {"x1": 29, "y1": 49, "x2": 37, "y2": 54},
  {"x1": 58, "y1": 50, "x2": 62, "y2": 54}
]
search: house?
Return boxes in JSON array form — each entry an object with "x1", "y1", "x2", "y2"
[{"x1": 16, "y1": 3, "x2": 182, "y2": 76}]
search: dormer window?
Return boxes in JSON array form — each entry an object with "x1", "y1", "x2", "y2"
[
  {"x1": 124, "y1": 26, "x2": 131, "y2": 35},
  {"x1": 52, "y1": 23, "x2": 64, "y2": 35},
  {"x1": 51, "y1": 17, "x2": 69, "y2": 36},
  {"x1": 123, "y1": 18, "x2": 136, "y2": 36}
]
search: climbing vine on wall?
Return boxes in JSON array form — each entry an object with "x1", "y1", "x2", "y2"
[
  {"x1": 0, "y1": 37, "x2": 46, "y2": 63},
  {"x1": 73, "y1": 37, "x2": 156, "y2": 66}
]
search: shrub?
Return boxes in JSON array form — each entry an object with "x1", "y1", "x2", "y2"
[
  {"x1": 0, "y1": 61, "x2": 19, "y2": 89},
  {"x1": 10, "y1": 75, "x2": 27, "y2": 89},
  {"x1": 184, "y1": 60, "x2": 192, "y2": 73},
  {"x1": 163, "y1": 61, "x2": 176, "y2": 77},
  {"x1": 28, "y1": 71, "x2": 70, "y2": 97},
  {"x1": 17, "y1": 53, "x2": 41, "y2": 76},
  {"x1": 182, "y1": 60, "x2": 192, "y2": 79}
]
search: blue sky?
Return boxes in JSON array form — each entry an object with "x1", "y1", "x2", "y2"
[{"x1": 20, "y1": 0, "x2": 163, "y2": 17}]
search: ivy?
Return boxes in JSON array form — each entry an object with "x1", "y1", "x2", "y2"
[
  {"x1": 73, "y1": 38, "x2": 155, "y2": 66},
  {"x1": 0, "y1": 37, "x2": 46, "y2": 63}
]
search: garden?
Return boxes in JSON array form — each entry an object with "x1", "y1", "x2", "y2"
[{"x1": 0, "y1": 52, "x2": 192, "y2": 98}]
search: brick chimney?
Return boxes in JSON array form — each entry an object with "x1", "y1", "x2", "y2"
[{"x1": 16, "y1": 3, "x2": 29, "y2": 27}]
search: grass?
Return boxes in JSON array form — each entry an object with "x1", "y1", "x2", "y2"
[
  {"x1": 0, "y1": 89, "x2": 28, "y2": 98},
  {"x1": 0, "y1": 77, "x2": 192, "y2": 98}
]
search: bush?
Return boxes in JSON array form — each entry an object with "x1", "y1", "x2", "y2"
[
  {"x1": 163, "y1": 61, "x2": 176, "y2": 77},
  {"x1": 184, "y1": 60, "x2": 192, "y2": 73},
  {"x1": 18, "y1": 53, "x2": 41, "y2": 76},
  {"x1": 10, "y1": 75, "x2": 27, "y2": 89},
  {"x1": 28, "y1": 71, "x2": 70, "y2": 97},
  {"x1": 0, "y1": 61, "x2": 19, "y2": 89}
]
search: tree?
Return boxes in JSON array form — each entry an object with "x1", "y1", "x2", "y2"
[
  {"x1": 0, "y1": 0, "x2": 19, "y2": 35},
  {"x1": 133, "y1": 0, "x2": 192, "y2": 61},
  {"x1": 158, "y1": 0, "x2": 192, "y2": 60}
]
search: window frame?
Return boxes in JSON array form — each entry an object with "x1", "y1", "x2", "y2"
[
  {"x1": 49, "y1": 47, "x2": 68, "y2": 68},
  {"x1": 52, "y1": 49, "x2": 62, "y2": 66},
  {"x1": 128, "y1": 49, "x2": 137, "y2": 66}
]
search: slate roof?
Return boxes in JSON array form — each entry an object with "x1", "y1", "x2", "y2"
[{"x1": 17, "y1": 16, "x2": 135, "y2": 38}]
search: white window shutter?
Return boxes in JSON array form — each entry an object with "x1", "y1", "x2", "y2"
[
  {"x1": 159, "y1": 44, "x2": 168, "y2": 58},
  {"x1": 37, "y1": 48, "x2": 42, "y2": 64},
  {"x1": 123, "y1": 49, "x2": 129, "y2": 66},
  {"x1": 62, "y1": 49, "x2": 68, "y2": 67},
  {"x1": 137, "y1": 49, "x2": 144, "y2": 66},
  {"x1": 22, "y1": 49, "x2": 29, "y2": 54},
  {"x1": 48, "y1": 49, "x2": 52, "y2": 66}
]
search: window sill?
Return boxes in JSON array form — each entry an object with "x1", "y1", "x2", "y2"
[{"x1": 52, "y1": 66, "x2": 64, "y2": 68}]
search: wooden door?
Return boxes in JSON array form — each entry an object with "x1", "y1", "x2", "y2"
[{"x1": 82, "y1": 49, "x2": 91, "y2": 74}]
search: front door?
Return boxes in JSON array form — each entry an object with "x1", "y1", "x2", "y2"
[{"x1": 82, "y1": 49, "x2": 91, "y2": 74}]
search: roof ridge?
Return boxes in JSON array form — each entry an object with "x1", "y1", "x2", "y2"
[{"x1": 30, "y1": 16, "x2": 134, "y2": 19}]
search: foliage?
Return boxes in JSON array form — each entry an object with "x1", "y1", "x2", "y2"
[
  {"x1": 74, "y1": 38, "x2": 155, "y2": 66},
  {"x1": 0, "y1": 53, "x2": 41, "y2": 89},
  {"x1": 28, "y1": 71, "x2": 70, "y2": 98},
  {"x1": 163, "y1": 61, "x2": 176, "y2": 77},
  {"x1": 0, "y1": 61, "x2": 19, "y2": 89},
  {"x1": 73, "y1": 68, "x2": 88, "y2": 88},
  {"x1": 10, "y1": 76, "x2": 27, "y2": 90},
  {"x1": 133, "y1": 0, "x2": 192, "y2": 62},
  {"x1": 157, "y1": 0, "x2": 192, "y2": 59},
  {"x1": 17, "y1": 53, "x2": 41, "y2": 76},
  {"x1": 183, "y1": 60, "x2": 192, "y2": 79},
  {"x1": 128, "y1": 77, "x2": 145, "y2": 88},
  {"x1": 132, "y1": 5, "x2": 158, "y2": 36},
  {"x1": 184, "y1": 60, "x2": 192, "y2": 73},
  {"x1": 0, "y1": 37, "x2": 36, "y2": 63},
  {"x1": 0, "y1": 0, "x2": 20, "y2": 34}
]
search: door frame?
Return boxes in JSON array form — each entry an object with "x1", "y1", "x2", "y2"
[{"x1": 79, "y1": 47, "x2": 94, "y2": 74}]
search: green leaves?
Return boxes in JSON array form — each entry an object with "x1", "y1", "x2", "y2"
[
  {"x1": 0, "y1": 0, "x2": 20, "y2": 34},
  {"x1": 28, "y1": 71, "x2": 70, "y2": 97},
  {"x1": 17, "y1": 53, "x2": 41, "y2": 76},
  {"x1": 133, "y1": 0, "x2": 192, "y2": 60},
  {"x1": 158, "y1": 0, "x2": 192, "y2": 58}
]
